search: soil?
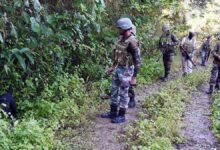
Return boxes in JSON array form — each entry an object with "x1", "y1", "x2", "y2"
[
  {"x1": 91, "y1": 73, "x2": 180, "y2": 150},
  {"x1": 176, "y1": 83, "x2": 217, "y2": 150}
]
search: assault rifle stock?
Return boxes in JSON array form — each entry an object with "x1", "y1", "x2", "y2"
[{"x1": 180, "y1": 46, "x2": 197, "y2": 67}]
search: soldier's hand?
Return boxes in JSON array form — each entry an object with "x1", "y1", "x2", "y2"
[{"x1": 130, "y1": 77, "x2": 137, "y2": 86}]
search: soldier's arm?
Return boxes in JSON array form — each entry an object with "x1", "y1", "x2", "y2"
[
  {"x1": 158, "y1": 36, "x2": 163, "y2": 49},
  {"x1": 212, "y1": 43, "x2": 220, "y2": 58},
  {"x1": 200, "y1": 42, "x2": 205, "y2": 52},
  {"x1": 171, "y1": 34, "x2": 179, "y2": 46},
  {"x1": 129, "y1": 40, "x2": 141, "y2": 77}
]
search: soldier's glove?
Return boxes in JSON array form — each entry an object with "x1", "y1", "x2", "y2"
[{"x1": 130, "y1": 77, "x2": 137, "y2": 86}]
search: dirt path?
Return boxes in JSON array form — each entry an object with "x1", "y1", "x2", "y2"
[
  {"x1": 91, "y1": 72, "x2": 181, "y2": 150},
  {"x1": 176, "y1": 83, "x2": 217, "y2": 150}
]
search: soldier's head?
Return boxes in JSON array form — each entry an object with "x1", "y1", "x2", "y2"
[
  {"x1": 188, "y1": 30, "x2": 195, "y2": 40},
  {"x1": 162, "y1": 24, "x2": 170, "y2": 34},
  {"x1": 207, "y1": 34, "x2": 211, "y2": 41},
  {"x1": 117, "y1": 18, "x2": 133, "y2": 36}
]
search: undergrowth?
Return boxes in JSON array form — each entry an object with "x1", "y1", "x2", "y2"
[{"x1": 125, "y1": 68, "x2": 209, "y2": 150}]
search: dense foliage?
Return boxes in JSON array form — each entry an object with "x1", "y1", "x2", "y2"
[{"x1": 0, "y1": 0, "x2": 184, "y2": 149}]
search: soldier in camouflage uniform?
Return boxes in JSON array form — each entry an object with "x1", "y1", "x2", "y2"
[
  {"x1": 101, "y1": 18, "x2": 141, "y2": 123},
  {"x1": 200, "y1": 35, "x2": 212, "y2": 66},
  {"x1": 159, "y1": 25, "x2": 179, "y2": 81},
  {"x1": 207, "y1": 35, "x2": 220, "y2": 94},
  {"x1": 100, "y1": 23, "x2": 137, "y2": 108},
  {"x1": 180, "y1": 31, "x2": 197, "y2": 76}
]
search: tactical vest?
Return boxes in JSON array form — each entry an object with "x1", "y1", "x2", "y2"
[
  {"x1": 203, "y1": 41, "x2": 211, "y2": 52},
  {"x1": 160, "y1": 33, "x2": 172, "y2": 48},
  {"x1": 184, "y1": 38, "x2": 195, "y2": 53},
  {"x1": 213, "y1": 41, "x2": 220, "y2": 64},
  {"x1": 114, "y1": 35, "x2": 136, "y2": 66}
]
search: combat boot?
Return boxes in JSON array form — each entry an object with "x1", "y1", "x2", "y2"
[
  {"x1": 207, "y1": 85, "x2": 214, "y2": 94},
  {"x1": 111, "y1": 108, "x2": 126, "y2": 123},
  {"x1": 215, "y1": 84, "x2": 220, "y2": 91},
  {"x1": 161, "y1": 74, "x2": 169, "y2": 82},
  {"x1": 128, "y1": 97, "x2": 136, "y2": 108},
  {"x1": 101, "y1": 104, "x2": 117, "y2": 119}
]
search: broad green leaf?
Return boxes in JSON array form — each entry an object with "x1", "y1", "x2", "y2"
[
  {"x1": 33, "y1": 0, "x2": 43, "y2": 12},
  {"x1": 14, "y1": 53, "x2": 26, "y2": 70},
  {"x1": 23, "y1": 12, "x2": 30, "y2": 23},
  {"x1": 3, "y1": 65, "x2": 10, "y2": 74},
  {"x1": 0, "y1": 32, "x2": 4, "y2": 43},
  {"x1": 24, "y1": 51, "x2": 35, "y2": 64},
  {"x1": 30, "y1": 17, "x2": 41, "y2": 33},
  {"x1": 20, "y1": 48, "x2": 29, "y2": 53},
  {"x1": 10, "y1": 24, "x2": 18, "y2": 39},
  {"x1": 46, "y1": 15, "x2": 55, "y2": 25}
]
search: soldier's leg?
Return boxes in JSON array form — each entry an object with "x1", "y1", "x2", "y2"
[
  {"x1": 112, "y1": 67, "x2": 131, "y2": 123},
  {"x1": 161, "y1": 54, "x2": 167, "y2": 79},
  {"x1": 187, "y1": 59, "x2": 193, "y2": 74},
  {"x1": 215, "y1": 66, "x2": 220, "y2": 90},
  {"x1": 201, "y1": 51, "x2": 205, "y2": 66},
  {"x1": 128, "y1": 85, "x2": 135, "y2": 108},
  {"x1": 111, "y1": 85, "x2": 129, "y2": 123},
  {"x1": 204, "y1": 52, "x2": 208, "y2": 66},
  {"x1": 207, "y1": 64, "x2": 218, "y2": 94},
  {"x1": 165, "y1": 54, "x2": 174, "y2": 78},
  {"x1": 101, "y1": 71, "x2": 119, "y2": 118},
  {"x1": 182, "y1": 56, "x2": 187, "y2": 76},
  {"x1": 161, "y1": 54, "x2": 172, "y2": 81}
]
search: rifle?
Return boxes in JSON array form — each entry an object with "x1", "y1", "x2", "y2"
[
  {"x1": 206, "y1": 49, "x2": 211, "y2": 62},
  {"x1": 180, "y1": 46, "x2": 197, "y2": 67},
  {"x1": 156, "y1": 53, "x2": 162, "y2": 62},
  {"x1": 156, "y1": 48, "x2": 166, "y2": 62}
]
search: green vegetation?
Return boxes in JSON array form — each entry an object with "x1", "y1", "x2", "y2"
[
  {"x1": 211, "y1": 91, "x2": 220, "y2": 139},
  {"x1": 0, "y1": 0, "x2": 182, "y2": 148},
  {"x1": 125, "y1": 69, "x2": 209, "y2": 149}
]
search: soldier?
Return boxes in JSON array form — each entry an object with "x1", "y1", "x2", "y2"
[
  {"x1": 159, "y1": 25, "x2": 179, "y2": 82},
  {"x1": 200, "y1": 35, "x2": 212, "y2": 66},
  {"x1": 207, "y1": 34, "x2": 220, "y2": 94},
  {"x1": 100, "y1": 22, "x2": 137, "y2": 108},
  {"x1": 180, "y1": 31, "x2": 197, "y2": 76},
  {"x1": 101, "y1": 18, "x2": 141, "y2": 123}
]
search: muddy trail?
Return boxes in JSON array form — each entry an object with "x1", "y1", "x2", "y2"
[
  {"x1": 90, "y1": 71, "x2": 181, "y2": 150},
  {"x1": 176, "y1": 82, "x2": 217, "y2": 150},
  {"x1": 174, "y1": 61, "x2": 219, "y2": 150}
]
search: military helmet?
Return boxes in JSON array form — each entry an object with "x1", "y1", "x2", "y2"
[
  {"x1": 207, "y1": 34, "x2": 211, "y2": 39},
  {"x1": 117, "y1": 18, "x2": 133, "y2": 30},
  {"x1": 162, "y1": 24, "x2": 170, "y2": 32}
]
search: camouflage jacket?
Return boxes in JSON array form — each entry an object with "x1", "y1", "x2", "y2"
[
  {"x1": 212, "y1": 40, "x2": 220, "y2": 65},
  {"x1": 159, "y1": 33, "x2": 179, "y2": 54},
  {"x1": 201, "y1": 40, "x2": 211, "y2": 52},
  {"x1": 113, "y1": 35, "x2": 141, "y2": 77}
]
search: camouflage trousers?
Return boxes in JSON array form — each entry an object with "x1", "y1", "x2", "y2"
[
  {"x1": 182, "y1": 55, "x2": 193, "y2": 74},
  {"x1": 209, "y1": 64, "x2": 220, "y2": 86},
  {"x1": 200, "y1": 51, "x2": 209, "y2": 65},
  {"x1": 163, "y1": 53, "x2": 174, "y2": 77},
  {"x1": 111, "y1": 66, "x2": 134, "y2": 108}
]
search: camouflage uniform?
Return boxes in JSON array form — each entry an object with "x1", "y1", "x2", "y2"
[
  {"x1": 101, "y1": 18, "x2": 141, "y2": 123},
  {"x1": 181, "y1": 36, "x2": 197, "y2": 75},
  {"x1": 159, "y1": 32, "x2": 179, "y2": 81},
  {"x1": 111, "y1": 35, "x2": 141, "y2": 108},
  {"x1": 200, "y1": 39, "x2": 211, "y2": 66},
  {"x1": 207, "y1": 39, "x2": 220, "y2": 94}
]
